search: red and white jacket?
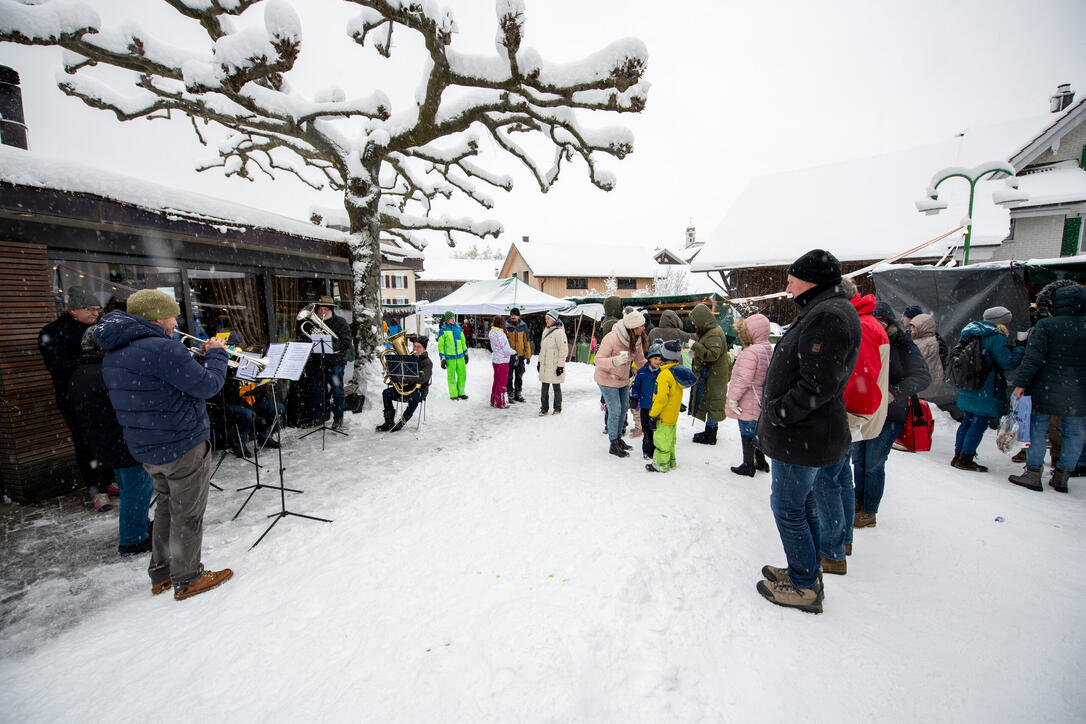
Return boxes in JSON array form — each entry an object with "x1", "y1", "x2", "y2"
[{"x1": 846, "y1": 293, "x2": 890, "y2": 440}]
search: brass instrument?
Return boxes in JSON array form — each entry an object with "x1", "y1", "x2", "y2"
[
  {"x1": 379, "y1": 330, "x2": 421, "y2": 396},
  {"x1": 176, "y1": 331, "x2": 269, "y2": 371},
  {"x1": 297, "y1": 304, "x2": 339, "y2": 340}
]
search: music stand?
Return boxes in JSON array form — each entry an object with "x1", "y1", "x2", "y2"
[
  {"x1": 299, "y1": 334, "x2": 348, "y2": 449},
  {"x1": 233, "y1": 381, "x2": 299, "y2": 520}
]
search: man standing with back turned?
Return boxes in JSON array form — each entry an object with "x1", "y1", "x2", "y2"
[
  {"x1": 93, "y1": 289, "x2": 234, "y2": 601},
  {"x1": 755, "y1": 250, "x2": 861, "y2": 614}
]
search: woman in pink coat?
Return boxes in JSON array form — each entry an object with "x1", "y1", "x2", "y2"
[
  {"x1": 594, "y1": 309, "x2": 647, "y2": 457},
  {"x1": 726, "y1": 313, "x2": 773, "y2": 476}
]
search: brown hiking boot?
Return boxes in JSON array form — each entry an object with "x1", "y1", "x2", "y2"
[
  {"x1": 756, "y1": 578, "x2": 823, "y2": 614},
  {"x1": 1011, "y1": 448, "x2": 1027, "y2": 463},
  {"x1": 173, "y1": 569, "x2": 233, "y2": 601},
  {"x1": 761, "y1": 564, "x2": 824, "y2": 594},
  {"x1": 1008, "y1": 466, "x2": 1043, "y2": 492},
  {"x1": 952, "y1": 453, "x2": 988, "y2": 473},
  {"x1": 951, "y1": 450, "x2": 960, "y2": 466},
  {"x1": 821, "y1": 556, "x2": 847, "y2": 575},
  {"x1": 1048, "y1": 468, "x2": 1070, "y2": 494},
  {"x1": 845, "y1": 543, "x2": 852, "y2": 556},
  {"x1": 151, "y1": 579, "x2": 172, "y2": 596},
  {"x1": 853, "y1": 511, "x2": 876, "y2": 528}
]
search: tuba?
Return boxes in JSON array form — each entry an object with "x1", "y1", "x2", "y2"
[{"x1": 379, "y1": 330, "x2": 421, "y2": 396}]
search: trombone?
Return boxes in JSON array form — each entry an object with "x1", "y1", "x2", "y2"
[
  {"x1": 176, "y1": 331, "x2": 270, "y2": 371},
  {"x1": 297, "y1": 304, "x2": 339, "y2": 339}
]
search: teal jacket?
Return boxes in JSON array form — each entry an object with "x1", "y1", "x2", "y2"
[{"x1": 955, "y1": 321, "x2": 1023, "y2": 418}]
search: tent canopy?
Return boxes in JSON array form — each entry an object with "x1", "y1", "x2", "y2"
[{"x1": 419, "y1": 277, "x2": 572, "y2": 315}]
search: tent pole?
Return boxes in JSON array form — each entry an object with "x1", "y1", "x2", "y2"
[{"x1": 568, "y1": 314, "x2": 583, "y2": 362}]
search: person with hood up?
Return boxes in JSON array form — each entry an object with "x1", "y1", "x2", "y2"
[
  {"x1": 1008, "y1": 283, "x2": 1086, "y2": 493},
  {"x1": 68, "y1": 326, "x2": 155, "y2": 555},
  {"x1": 650, "y1": 309, "x2": 697, "y2": 345},
  {"x1": 646, "y1": 340, "x2": 698, "y2": 472},
  {"x1": 755, "y1": 249, "x2": 861, "y2": 614},
  {"x1": 850, "y1": 303, "x2": 930, "y2": 530},
  {"x1": 908, "y1": 313, "x2": 946, "y2": 402},
  {"x1": 537, "y1": 309, "x2": 568, "y2": 415},
  {"x1": 725, "y1": 313, "x2": 773, "y2": 476},
  {"x1": 598, "y1": 295, "x2": 623, "y2": 337},
  {"x1": 631, "y1": 341, "x2": 665, "y2": 460},
  {"x1": 688, "y1": 303, "x2": 731, "y2": 445},
  {"x1": 950, "y1": 306, "x2": 1024, "y2": 473},
  {"x1": 437, "y1": 311, "x2": 469, "y2": 401},
  {"x1": 594, "y1": 309, "x2": 647, "y2": 458},
  {"x1": 93, "y1": 289, "x2": 233, "y2": 601}
]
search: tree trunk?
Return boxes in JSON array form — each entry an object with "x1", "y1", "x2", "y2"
[{"x1": 344, "y1": 167, "x2": 384, "y2": 398}]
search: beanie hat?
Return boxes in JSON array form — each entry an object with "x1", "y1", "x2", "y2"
[
  {"x1": 647, "y1": 340, "x2": 664, "y2": 360},
  {"x1": 622, "y1": 309, "x2": 646, "y2": 329},
  {"x1": 414, "y1": 335, "x2": 429, "y2": 349},
  {"x1": 983, "y1": 306, "x2": 1012, "y2": 325},
  {"x1": 787, "y1": 249, "x2": 842, "y2": 286},
  {"x1": 80, "y1": 325, "x2": 103, "y2": 356},
  {"x1": 872, "y1": 301, "x2": 895, "y2": 325},
  {"x1": 509, "y1": 307, "x2": 521, "y2": 316},
  {"x1": 443, "y1": 311, "x2": 455, "y2": 322},
  {"x1": 66, "y1": 286, "x2": 98, "y2": 310},
  {"x1": 902, "y1": 304, "x2": 923, "y2": 320},
  {"x1": 545, "y1": 309, "x2": 561, "y2": 323},
  {"x1": 126, "y1": 289, "x2": 181, "y2": 321},
  {"x1": 661, "y1": 339, "x2": 682, "y2": 362}
]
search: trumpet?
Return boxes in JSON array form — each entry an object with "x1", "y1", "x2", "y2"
[
  {"x1": 176, "y1": 331, "x2": 270, "y2": 371},
  {"x1": 297, "y1": 304, "x2": 339, "y2": 339}
]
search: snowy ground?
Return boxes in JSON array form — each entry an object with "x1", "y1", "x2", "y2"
[{"x1": 2, "y1": 348, "x2": 1085, "y2": 723}]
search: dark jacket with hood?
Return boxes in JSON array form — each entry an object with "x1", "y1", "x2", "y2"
[
  {"x1": 872, "y1": 303, "x2": 932, "y2": 424},
  {"x1": 1013, "y1": 284, "x2": 1086, "y2": 416},
  {"x1": 68, "y1": 349, "x2": 139, "y2": 470},
  {"x1": 755, "y1": 283, "x2": 862, "y2": 467},
  {"x1": 649, "y1": 309, "x2": 696, "y2": 345},
  {"x1": 598, "y1": 296, "x2": 623, "y2": 337},
  {"x1": 688, "y1": 304, "x2": 731, "y2": 424},
  {"x1": 93, "y1": 310, "x2": 229, "y2": 465},
  {"x1": 38, "y1": 312, "x2": 92, "y2": 406}
]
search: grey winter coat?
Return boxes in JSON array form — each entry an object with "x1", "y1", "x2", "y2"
[{"x1": 910, "y1": 313, "x2": 945, "y2": 400}]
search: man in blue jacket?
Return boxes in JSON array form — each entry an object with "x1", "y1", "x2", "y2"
[{"x1": 93, "y1": 289, "x2": 234, "y2": 602}]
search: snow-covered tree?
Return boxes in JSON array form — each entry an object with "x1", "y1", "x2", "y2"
[
  {"x1": 0, "y1": 0, "x2": 648, "y2": 387},
  {"x1": 652, "y1": 265, "x2": 688, "y2": 296}
]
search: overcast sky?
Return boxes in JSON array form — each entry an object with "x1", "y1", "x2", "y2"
[{"x1": 2, "y1": 0, "x2": 1084, "y2": 260}]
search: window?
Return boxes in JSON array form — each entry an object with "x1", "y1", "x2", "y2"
[
  {"x1": 383, "y1": 274, "x2": 408, "y2": 289},
  {"x1": 566, "y1": 278, "x2": 587, "y2": 290},
  {"x1": 188, "y1": 269, "x2": 269, "y2": 349},
  {"x1": 521, "y1": 271, "x2": 529, "y2": 284},
  {"x1": 52, "y1": 260, "x2": 181, "y2": 317},
  {"x1": 617, "y1": 278, "x2": 637, "y2": 290}
]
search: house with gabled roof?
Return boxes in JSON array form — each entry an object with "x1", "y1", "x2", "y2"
[{"x1": 499, "y1": 238, "x2": 662, "y2": 298}]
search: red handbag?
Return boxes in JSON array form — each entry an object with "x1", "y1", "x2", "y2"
[{"x1": 896, "y1": 396, "x2": 934, "y2": 452}]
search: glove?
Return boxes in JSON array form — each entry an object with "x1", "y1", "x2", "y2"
[
  {"x1": 728, "y1": 399, "x2": 743, "y2": 416},
  {"x1": 555, "y1": 366, "x2": 563, "y2": 376},
  {"x1": 537, "y1": 361, "x2": 540, "y2": 372},
  {"x1": 440, "y1": 360, "x2": 447, "y2": 370},
  {"x1": 464, "y1": 355, "x2": 469, "y2": 365},
  {"x1": 612, "y1": 351, "x2": 629, "y2": 367}
]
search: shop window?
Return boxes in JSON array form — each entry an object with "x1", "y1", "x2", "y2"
[{"x1": 188, "y1": 269, "x2": 268, "y2": 349}]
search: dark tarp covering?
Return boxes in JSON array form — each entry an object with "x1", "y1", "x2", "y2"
[{"x1": 871, "y1": 264, "x2": 1030, "y2": 344}]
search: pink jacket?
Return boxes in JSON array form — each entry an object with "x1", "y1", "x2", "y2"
[
  {"x1": 593, "y1": 324, "x2": 646, "y2": 388},
  {"x1": 725, "y1": 314, "x2": 773, "y2": 421}
]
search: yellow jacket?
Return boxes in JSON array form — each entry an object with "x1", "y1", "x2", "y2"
[{"x1": 649, "y1": 363, "x2": 685, "y2": 425}]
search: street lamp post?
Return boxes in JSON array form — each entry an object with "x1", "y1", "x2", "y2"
[{"x1": 915, "y1": 162, "x2": 1029, "y2": 266}]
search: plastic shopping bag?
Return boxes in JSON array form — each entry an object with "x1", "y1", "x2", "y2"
[{"x1": 996, "y1": 398, "x2": 1021, "y2": 454}]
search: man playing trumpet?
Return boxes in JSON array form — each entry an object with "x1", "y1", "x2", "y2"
[
  {"x1": 93, "y1": 289, "x2": 234, "y2": 602},
  {"x1": 376, "y1": 336, "x2": 433, "y2": 432}
]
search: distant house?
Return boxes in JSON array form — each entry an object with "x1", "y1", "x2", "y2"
[
  {"x1": 499, "y1": 240, "x2": 662, "y2": 298},
  {"x1": 415, "y1": 257, "x2": 501, "y2": 305}
]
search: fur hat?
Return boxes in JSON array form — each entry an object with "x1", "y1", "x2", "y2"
[
  {"x1": 787, "y1": 249, "x2": 842, "y2": 285},
  {"x1": 661, "y1": 339, "x2": 682, "y2": 362},
  {"x1": 983, "y1": 306, "x2": 1012, "y2": 325},
  {"x1": 622, "y1": 309, "x2": 646, "y2": 329},
  {"x1": 902, "y1": 304, "x2": 923, "y2": 321},
  {"x1": 66, "y1": 286, "x2": 99, "y2": 310},
  {"x1": 126, "y1": 289, "x2": 181, "y2": 321}
]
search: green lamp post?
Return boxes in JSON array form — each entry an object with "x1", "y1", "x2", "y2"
[{"x1": 916, "y1": 162, "x2": 1029, "y2": 266}]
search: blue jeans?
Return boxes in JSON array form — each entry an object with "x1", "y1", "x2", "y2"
[
  {"x1": 737, "y1": 419, "x2": 758, "y2": 437},
  {"x1": 598, "y1": 383, "x2": 630, "y2": 441},
  {"x1": 852, "y1": 419, "x2": 904, "y2": 515},
  {"x1": 113, "y1": 464, "x2": 153, "y2": 547},
  {"x1": 1026, "y1": 413, "x2": 1084, "y2": 470},
  {"x1": 311, "y1": 362, "x2": 345, "y2": 422},
  {"x1": 814, "y1": 457, "x2": 853, "y2": 561},
  {"x1": 955, "y1": 411, "x2": 991, "y2": 455},
  {"x1": 769, "y1": 460, "x2": 821, "y2": 589}
]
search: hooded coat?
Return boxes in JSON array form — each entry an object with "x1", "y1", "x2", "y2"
[
  {"x1": 1012, "y1": 284, "x2": 1086, "y2": 416},
  {"x1": 538, "y1": 321, "x2": 568, "y2": 384},
  {"x1": 846, "y1": 293, "x2": 890, "y2": 441},
  {"x1": 68, "y1": 352, "x2": 139, "y2": 470},
  {"x1": 725, "y1": 314, "x2": 772, "y2": 422},
  {"x1": 649, "y1": 309, "x2": 696, "y2": 345},
  {"x1": 688, "y1": 304, "x2": 731, "y2": 424},
  {"x1": 910, "y1": 313, "x2": 945, "y2": 401},
  {"x1": 93, "y1": 310, "x2": 229, "y2": 465},
  {"x1": 754, "y1": 283, "x2": 862, "y2": 467},
  {"x1": 881, "y1": 321, "x2": 932, "y2": 424},
  {"x1": 954, "y1": 320, "x2": 1023, "y2": 418},
  {"x1": 598, "y1": 296, "x2": 623, "y2": 337}
]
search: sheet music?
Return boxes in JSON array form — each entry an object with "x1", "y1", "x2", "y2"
[
  {"x1": 260, "y1": 342, "x2": 311, "y2": 380},
  {"x1": 234, "y1": 356, "x2": 261, "y2": 381},
  {"x1": 310, "y1": 334, "x2": 334, "y2": 354}
]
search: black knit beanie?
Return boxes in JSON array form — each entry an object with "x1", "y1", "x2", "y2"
[{"x1": 787, "y1": 249, "x2": 842, "y2": 286}]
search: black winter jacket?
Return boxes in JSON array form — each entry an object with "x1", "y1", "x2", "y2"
[
  {"x1": 1013, "y1": 284, "x2": 1086, "y2": 416},
  {"x1": 68, "y1": 354, "x2": 138, "y2": 470},
  {"x1": 883, "y1": 323, "x2": 932, "y2": 423},
  {"x1": 38, "y1": 313, "x2": 92, "y2": 405},
  {"x1": 755, "y1": 283, "x2": 862, "y2": 467},
  {"x1": 312, "y1": 313, "x2": 352, "y2": 367}
]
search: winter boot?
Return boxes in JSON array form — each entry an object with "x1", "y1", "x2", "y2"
[
  {"x1": 731, "y1": 436, "x2": 756, "y2": 477},
  {"x1": 1011, "y1": 448, "x2": 1028, "y2": 463},
  {"x1": 754, "y1": 447, "x2": 770, "y2": 473},
  {"x1": 390, "y1": 415, "x2": 410, "y2": 432},
  {"x1": 1048, "y1": 468, "x2": 1070, "y2": 494},
  {"x1": 853, "y1": 511, "x2": 876, "y2": 528},
  {"x1": 691, "y1": 426, "x2": 718, "y2": 445},
  {"x1": 375, "y1": 409, "x2": 394, "y2": 432},
  {"x1": 617, "y1": 438, "x2": 632, "y2": 450},
  {"x1": 609, "y1": 439, "x2": 629, "y2": 458},
  {"x1": 756, "y1": 578, "x2": 822, "y2": 614},
  {"x1": 173, "y1": 569, "x2": 233, "y2": 601},
  {"x1": 1070, "y1": 465, "x2": 1086, "y2": 478},
  {"x1": 844, "y1": 543, "x2": 853, "y2": 556},
  {"x1": 151, "y1": 578, "x2": 172, "y2": 596},
  {"x1": 950, "y1": 450, "x2": 960, "y2": 466},
  {"x1": 821, "y1": 556, "x2": 847, "y2": 575},
  {"x1": 952, "y1": 453, "x2": 988, "y2": 473},
  {"x1": 1008, "y1": 466, "x2": 1043, "y2": 491}
]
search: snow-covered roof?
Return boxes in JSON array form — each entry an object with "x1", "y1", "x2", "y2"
[
  {"x1": 508, "y1": 240, "x2": 661, "y2": 278},
  {"x1": 1012, "y1": 163, "x2": 1086, "y2": 208},
  {"x1": 418, "y1": 277, "x2": 571, "y2": 315},
  {"x1": 0, "y1": 146, "x2": 346, "y2": 243},
  {"x1": 692, "y1": 113, "x2": 1061, "y2": 272},
  {"x1": 1010, "y1": 97, "x2": 1086, "y2": 170},
  {"x1": 417, "y1": 257, "x2": 501, "y2": 282}
]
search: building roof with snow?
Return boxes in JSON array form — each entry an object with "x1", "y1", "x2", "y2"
[
  {"x1": 501, "y1": 240, "x2": 661, "y2": 279},
  {"x1": 692, "y1": 109, "x2": 1073, "y2": 272},
  {"x1": 416, "y1": 257, "x2": 501, "y2": 282}
]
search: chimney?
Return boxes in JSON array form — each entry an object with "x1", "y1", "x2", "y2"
[
  {"x1": 0, "y1": 66, "x2": 29, "y2": 150},
  {"x1": 521, "y1": 235, "x2": 529, "y2": 243},
  {"x1": 1049, "y1": 83, "x2": 1075, "y2": 113}
]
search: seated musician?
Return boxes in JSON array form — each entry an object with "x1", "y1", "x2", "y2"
[
  {"x1": 224, "y1": 377, "x2": 286, "y2": 456},
  {"x1": 376, "y1": 336, "x2": 432, "y2": 433}
]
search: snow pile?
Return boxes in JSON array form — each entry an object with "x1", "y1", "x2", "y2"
[{"x1": 1, "y1": 356, "x2": 1084, "y2": 721}]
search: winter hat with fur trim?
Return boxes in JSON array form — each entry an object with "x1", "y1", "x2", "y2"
[{"x1": 126, "y1": 289, "x2": 181, "y2": 321}]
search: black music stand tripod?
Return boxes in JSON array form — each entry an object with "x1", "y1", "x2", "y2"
[
  {"x1": 299, "y1": 336, "x2": 348, "y2": 450},
  {"x1": 233, "y1": 382, "x2": 299, "y2": 521}
]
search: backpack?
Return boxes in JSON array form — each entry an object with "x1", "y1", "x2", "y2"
[{"x1": 944, "y1": 336, "x2": 989, "y2": 391}]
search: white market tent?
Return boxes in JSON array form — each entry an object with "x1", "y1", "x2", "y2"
[{"x1": 419, "y1": 277, "x2": 572, "y2": 315}]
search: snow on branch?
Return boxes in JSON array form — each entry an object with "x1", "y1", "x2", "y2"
[{"x1": 0, "y1": 0, "x2": 99, "y2": 44}]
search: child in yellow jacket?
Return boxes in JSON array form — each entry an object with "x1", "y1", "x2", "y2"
[{"x1": 648, "y1": 340, "x2": 698, "y2": 472}]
